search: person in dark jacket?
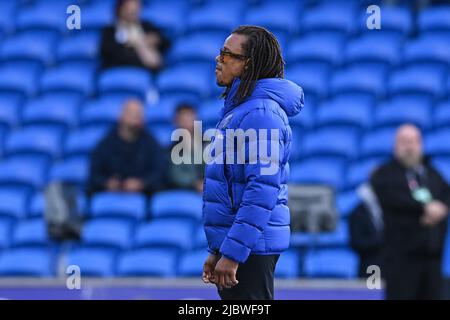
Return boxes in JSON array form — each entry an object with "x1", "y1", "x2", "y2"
[
  {"x1": 88, "y1": 99, "x2": 165, "y2": 196},
  {"x1": 100, "y1": 0, "x2": 170, "y2": 72},
  {"x1": 201, "y1": 26, "x2": 304, "y2": 300},
  {"x1": 371, "y1": 124, "x2": 450, "y2": 300}
]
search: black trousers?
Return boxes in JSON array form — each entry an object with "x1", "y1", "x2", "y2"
[
  {"x1": 218, "y1": 254, "x2": 279, "y2": 300},
  {"x1": 384, "y1": 255, "x2": 443, "y2": 300}
]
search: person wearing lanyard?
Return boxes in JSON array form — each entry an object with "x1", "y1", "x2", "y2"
[{"x1": 371, "y1": 124, "x2": 450, "y2": 300}]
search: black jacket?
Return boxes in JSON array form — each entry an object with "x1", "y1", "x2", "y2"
[
  {"x1": 370, "y1": 157, "x2": 450, "y2": 258},
  {"x1": 87, "y1": 126, "x2": 166, "y2": 195}
]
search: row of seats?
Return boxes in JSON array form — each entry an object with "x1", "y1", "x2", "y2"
[{"x1": 0, "y1": 246, "x2": 359, "y2": 279}]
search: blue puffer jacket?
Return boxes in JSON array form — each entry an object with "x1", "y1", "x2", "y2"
[{"x1": 203, "y1": 77, "x2": 304, "y2": 263}]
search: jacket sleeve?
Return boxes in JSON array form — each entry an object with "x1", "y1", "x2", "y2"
[{"x1": 219, "y1": 109, "x2": 285, "y2": 263}]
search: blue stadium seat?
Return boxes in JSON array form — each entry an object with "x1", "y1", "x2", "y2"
[
  {"x1": 178, "y1": 250, "x2": 209, "y2": 277},
  {"x1": 82, "y1": 218, "x2": 133, "y2": 250},
  {"x1": 300, "y1": 3, "x2": 355, "y2": 35},
  {"x1": 289, "y1": 100, "x2": 315, "y2": 131},
  {"x1": 0, "y1": 248, "x2": 54, "y2": 277},
  {"x1": 0, "y1": 189, "x2": 28, "y2": 220},
  {"x1": 134, "y1": 219, "x2": 193, "y2": 250},
  {"x1": 21, "y1": 95, "x2": 80, "y2": 130},
  {"x1": 432, "y1": 157, "x2": 450, "y2": 184},
  {"x1": 4, "y1": 127, "x2": 62, "y2": 161},
  {"x1": 15, "y1": 1, "x2": 68, "y2": 34},
  {"x1": 0, "y1": 94, "x2": 21, "y2": 131},
  {"x1": 303, "y1": 248, "x2": 359, "y2": 278},
  {"x1": 0, "y1": 218, "x2": 12, "y2": 249},
  {"x1": 56, "y1": 32, "x2": 100, "y2": 63},
  {"x1": 49, "y1": 157, "x2": 89, "y2": 186},
  {"x1": 28, "y1": 191, "x2": 86, "y2": 219},
  {"x1": 186, "y1": 4, "x2": 240, "y2": 36},
  {"x1": 345, "y1": 158, "x2": 384, "y2": 190},
  {"x1": 286, "y1": 34, "x2": 343, "y2": 67},
  {"x1": 285, "y1": 63, "x2": 329, "y2": 100},
  {"x1": 81, "y1": 2, "x2": 114, "y2": 32},
  {"x1": 0, "y1": 67, "x2": 37, "y2": 97},
  {"x1": 374, "y1": 97, "x2": 432, "y2": 130},
  {"x1": 336, "y1": 191, "x2": 360, "y2": 219},
  {"x1": 90, "y1": 192, "x2": 146, "y2": 221},
  {"x1": 157, "y1": 66, "x2": 211, "y2": 100},
  {"x1": 148, "y1": 124, "x2": 174, "y2": 147},
  {"x1": 355, "y1": 6, "x2": 412, "y2": 36},
  {"x1": 168, "y1": 34, "x2": 223, "y2": 66},
  {"x1": 150, "y1": 190, "x2": 203, "y2": 221},
  {"x1": 403, "y1": 35, "x2": 450, "y2": 68},
  {"x1": 425, "y1": 129, "x2": 450, "y2": 157},
  {"x1": 64, "y1": 127, "x2": 108, "y2": 158},
  {"x1": 40, "y1": 65, "x2": 95, "y2": 97},
  {"x1": 198, "y1": 99, "x2": 222, "y2": 129},
  {"x1": 66, "y1": 248, "x2": 116, "y2": 277},
  {"x1": 316, "y1": 220, "x2": 350, "y2": 247},
  {"x1": 141, "y1": 0, "x2": 187, "y2": 37},
  {"x1": 302, "y1": 129, "x2": 358, "y2": 160},
  {"x1": 290, "y1": 231, "x2": 314, "y2": 248},
  {"x1": 388, "y1": 66, "x2": 445, "y2": 99},
  {"x1": 117, "y1": 249, "x2": 177, "y2": 277},
  {"x1": 434, "y1": 101, "x2": 450, "y2": 128},
  {"x1": 80, "y1": 96, "x2": 130, "y2": 128},
  {"x1": 11, "y1": 219, "x2": 49, "y2": 247},
  {"x1": 290, "y1": 159, "x2": 345, "y2": 190},
  {"x1": 98, "y1": 67, "x2": 153, "y2": 100},
  {"x1": 0, "y1": 2, "x2": 16, "y2": 33},
  {"x1": 330, "y1": 67, "x2": 386, "y2": 99},
  {"x1": 360, "y1": 128, "x2": 397, "y2": 159},
  {"x1": 315, "y1": 97, "x2": 372, "y2": 130},
  {"x1": 275, "y1": 250, "x2": 300, "y2": 278},
  {"x1": 443, "y1": 223, "x2": 450, "y2": 278},
  {"x1": 418, "y1": 6, "x2": 450, "y2": 33},
  {"x1": 0, "y1": 158, "x2": 47, "y2": 191},
  {"x1": 193, "y1": 226, "x2": 207, "y2": 249},
  {"x1": 145, "y1": 98, "x2": 179, "y2": 125}
]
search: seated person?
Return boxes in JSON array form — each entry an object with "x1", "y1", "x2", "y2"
[
  {"x1": 100, "y1": 0, "x2": 170, "y2": 72},
  {"x1": 167, "y1": 103, "x2": 204, "y2": 192},
  {"x1": 88, "y1": 99, "x2": 166, "y2": 195}
]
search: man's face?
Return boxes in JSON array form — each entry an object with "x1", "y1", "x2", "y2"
[
  {"x1": 175, "y1": 108, "x2": 196, "y2": 133},
  {"x1": 215, "y1": 33, "x2": 248, "y2": 87},
  {"x1": 120, "y1": 100, "x2": 144, "y2": 133},
  {"x1": 394, "y1": 125, "x2": 423, "y2": 168},
  {"x1": 119, "y1": 0, "x2": 141, "y2": 23}
]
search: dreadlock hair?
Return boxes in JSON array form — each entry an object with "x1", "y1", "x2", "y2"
[{"x1": 224, "y1": 25, "x2": 285, "y2": 104}]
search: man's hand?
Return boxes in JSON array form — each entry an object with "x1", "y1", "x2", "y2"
[
  {"x1": 106, "y1": 177, "x2": 121, "y2": 191},
  {"x1": 123, "y1": 178, "x2": 144, "y2": 192},
  {"x1": 213, "y1": 256, "x2": 239, "y2": 290},
  {"x1": 422, "y1": 200, "x2": 449, "y2": 226},
  {"x1": 202, "y1": 254, "x2": 220, "y2": 284}
]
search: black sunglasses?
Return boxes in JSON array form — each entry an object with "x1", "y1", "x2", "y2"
[{"x1": 219, "y1": 48, "x2": 248, "y2": 63}]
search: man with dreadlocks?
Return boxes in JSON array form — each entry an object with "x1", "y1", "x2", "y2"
[{"x1": 201, "y1": 25, "x2": 304, "y2": 300}]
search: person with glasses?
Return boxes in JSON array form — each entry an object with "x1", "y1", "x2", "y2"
[{"x1": 201, "y1": 25, "x2": 304, "y2": 300}]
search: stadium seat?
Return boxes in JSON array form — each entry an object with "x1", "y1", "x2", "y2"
[
  {"x1": 285, "y1": 63, "x2": 329, "y2": 100},
  {"x1": 315, "y1": 97, "x2": 372, "y2": 130},
  {"x1": 300, "y1": 3, "x2": 355, "y2": 35},
  {"x1": 178, "y1": 250, "x2": 209, "y2": 277},
  {"x1": 116, "y1": 249, "x2": 177, "y2": 277},
  {"x1": 56, "y1": 32, "x2": 100, "y2": 64},
  {"x1": 345, "y1": 158, "x2": 384, "y2": 190},
  {"x1": 316, "y1": 220, "x2": 350, "y2": 247},
  {"x1": 148, "y1": 124, "x2": 174, "y2": 147},
  {"x1": 150, "y1": 190, "x2": 203, "y2": 221},
  {"x1": 302, "y1": 129, "x2": 358, "y2": 160},
  {"x1": 98, "y1": 67, "x2": 153, "y2": 100},
  {"x1": 21, "y1": 95, "x2": 80, "y2": 130},
  {"x1": 193, "y1": 226, "x2": 208, "y2": 249},
  {"x1": 146, "y1": 97, "x2": 180, "y2": 125},
  {"x1": 275, "y1": 250, "x2": 300, "y2": 278},
  {"x1": 303, "y1": 248, "x2": 359, "y2": 278},
  {"x1": 290, "y1": 159, "x2": 345, "y2": 190},
  {"x1": 15, "y1": 1, "x2": 68, "y2": 34},
  {"x1": 141, "y1": 0, "x2": 187, "y2": 37},
  {"x1": 168, "y1": 34, "x2": 223, "y2": 66},
  {"x1": 374, "y1": 97, "x2": 432, "y2": 130},
  {"x1": 0, "y1": 248, "x2": 54, "y2": 277},
  {"x1": 360, "y1": 128, "x2": 397, "y2": 159},
  {"x1": 330, "y1": 66, "x2": 386, "y2": 99},
  {"x1": 90, "y1": 192, "x2": 146, "y2": 221},
  {"x1": 4, "y1": 127, "x2": 62, "y2": 161},
  {"x1": 425, "y1": 129, "x2": 450, "y2": 157},
  {"x1": 289, "y1": 99, "x2": 315, "y2": 131},
  {"x1": 11, "y1": 219, "x2": 49, "y2": 247},
  {"x1": 403, "y1": 35, "x2": 450, "y2": 69},
  {"x1": 432, "y1": 157, "x2": 450, "y2": 184},
  {"x1": 418, "y1": 6, "x2": 450, "y2": 33},
  {"x1": 80, "y1": 97, "x2": 128, "y2": 128},
  {"x1": 0, "y1": 94, "x2": 21, "y2": 131},
  {"x1": 157, "y1": 66, "x2": 211, "y2": 100},
  {"x1": 49, "y1": 157, "x2": 89, "y2": 186},
  {"x1": 0, "y1": 1, "x2": 16, "y2": 33},
  {"x1": 336, "y1": 191, "x2": 360, "y2": 219},
  {"x1": 355, "y1": 6, "x2": 412, "y2": 36},
  {"x1": 82, "y1": 218, "x2": 133, "y2": 250},
  {"x1": 186, "y1": 4, "x2": 240, "y2": 36},
  {"x1": 64, "y1": 127, "x2": 108, "y2": 158},
  {"x1": 290, "y1": 231, "x2": 315, "y2": 248},
  {"x1": 0, "y1": 188, "x2": 28, "y2": 220},
  {"x1": 28, "y1": 191, "x2": 86, "y2": 219},
  {"x1": 134, "y1": 219, "x2": 193, "y2": 250},
  {"x1": 0, "y1": 158, "x2": 47, "y2": 191},
  {"x1": 81, "y1": 2, "x2": 114, "y2": 32},
  {"x1": 198, "y1": 99, "x2": 222, "y2": 129},
  {"x1": 66, "y1": 248, "x2": 116, "y2": 277},
  {"x1": 0, "y1": 218, "x2": 12, "y2": 249},
  {"x1": 0, "y1": 67, "x2": 37, "y2": 97},
  {"x1": 40, "y1": 66, "x2": 95, "y2": 97},
  {"x1": 434, "y1": 101, "x2": 450, "y2": 128}
]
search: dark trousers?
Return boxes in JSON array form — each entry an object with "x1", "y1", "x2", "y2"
[
  {"x1": 384, "y1": 255, "x2": 443, "y2": 300},
  {"x1": 218, "y1": 254, "x2": 279, "y2": 300}
]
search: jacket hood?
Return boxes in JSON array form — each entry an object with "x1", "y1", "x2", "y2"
[{"x1": 223, "y1": 77, "x2": 304, "y2": 117}]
